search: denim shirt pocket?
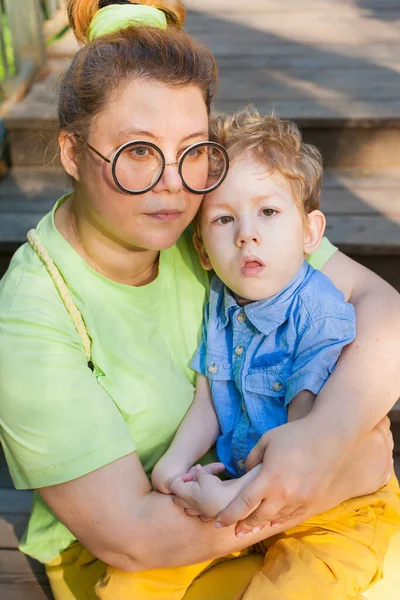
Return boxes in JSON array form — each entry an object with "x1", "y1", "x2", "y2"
[
  {"x1": 204, "y1": 350, "x2": 233, "y2": 382},
  {"x1": 244, "y1": 363, "x2": 291, "y2": 402}
]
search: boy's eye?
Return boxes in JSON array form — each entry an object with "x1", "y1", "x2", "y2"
[
  {"x1": 215, "y1": 216, "x2": 233, "y2": 225},
  {"x1": 261, "y1": 208, "x2": 276, "y2": 217}
]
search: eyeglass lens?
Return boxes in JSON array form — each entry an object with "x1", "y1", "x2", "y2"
[
  {"x1": 114, "y1": 143, "x2": 164, "y2": 194},
  {"x1": 113, "y1": 142, "x2": 228, "y2": 194}
]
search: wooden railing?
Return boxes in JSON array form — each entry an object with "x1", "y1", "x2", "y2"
[
  {"x1": 42, "y1": 0, "x2": 66, "y2": 20},
  {"x1": 0, "y1": 0, "x2": 66, "y2": 97}
]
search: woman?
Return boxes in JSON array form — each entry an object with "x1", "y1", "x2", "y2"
[{"x1": 0, "y1": 1, "x2": 399, "y2": 599}]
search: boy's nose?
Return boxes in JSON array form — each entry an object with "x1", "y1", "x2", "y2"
[{"x1": 235, "y1": 225, "x2": 261, "y2": 247}]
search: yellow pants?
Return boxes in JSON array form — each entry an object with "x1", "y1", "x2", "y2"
[{"x1": 46, "y1": 476, "x2": 400, "y2": 600}]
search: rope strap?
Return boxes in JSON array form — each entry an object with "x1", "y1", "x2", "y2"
[{"x1": 27, "y1": 229, "x2": 92, "y2": 364}]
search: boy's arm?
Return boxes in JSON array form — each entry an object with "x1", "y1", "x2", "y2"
[
  {"x1": 152, "y1": 375, "x2": 220, "y2": 493},
  {"x1": 287, "y1": 390, "x2": 316, "y2": 422}
]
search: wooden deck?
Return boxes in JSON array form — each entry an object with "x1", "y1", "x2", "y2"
[{"x1": 1, "y1": 0, "x2": 400, "y2": 597}]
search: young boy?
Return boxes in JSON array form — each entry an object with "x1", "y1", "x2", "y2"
[
  {"x1": 97, "y1": 108, "x2": 400, "y2": 600},
  {"x1": 152, "y1": 107, "x2": 357, "y2": 507},
  {"x1": 149, "y1": 108, "x2": 400, "y2": 599}
]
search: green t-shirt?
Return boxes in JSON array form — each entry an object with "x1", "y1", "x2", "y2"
[{"x1": 0, "y1": 197, "x2": 337, "y2": 563}]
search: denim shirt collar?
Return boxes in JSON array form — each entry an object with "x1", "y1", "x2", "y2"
[{"x1": 218, "y1": 261, "x2": 311, "y2": 335}]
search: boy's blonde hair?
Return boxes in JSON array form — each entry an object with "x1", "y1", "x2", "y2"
[{"x1": 210, "y1": 105, "x2": 323, "y2": 214}]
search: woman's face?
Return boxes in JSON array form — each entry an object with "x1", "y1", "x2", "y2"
[{"x1": 72, "y1": 80, "x2": 209, "y2": 251}]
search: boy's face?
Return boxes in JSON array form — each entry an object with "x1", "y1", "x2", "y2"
[{"x1": 195, "y1": 158, "x2": 324, "y2": 303}]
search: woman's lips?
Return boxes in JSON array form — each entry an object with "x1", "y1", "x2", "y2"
[
  {"x1": 240, "y1": 256, "x2": 265, "y2": 277},
  {"x1": 146, "y1": 210, "x2": 183, "y2": 222}
]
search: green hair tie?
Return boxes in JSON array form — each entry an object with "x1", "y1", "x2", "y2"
[{"x1": 88, "y1": 4, "x2": 167, "y2": 40}]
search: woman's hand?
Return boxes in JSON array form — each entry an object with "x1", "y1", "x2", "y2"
[
  {"x1": 213, "y1": 416, "x2": 394, "y2": 537},
  {"x1": 214, "y1": 418, "x2": 339, "y2": 536}
]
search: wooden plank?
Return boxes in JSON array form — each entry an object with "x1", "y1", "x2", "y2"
[
  {"x1": 0, "y1": 515, "x2": 30, "y2": 550},
  {"x1": 321, "y1": 188, "x2": 400, "y2": 216},
  {"x1": 395, "y1": 454, "x2": 400, "y2": 479},
  {"x1": 0, "y1": 167, "x2": 70, "y2": 201},
  {"x1": 214, "y1": 55, "x2": 400, "y2": 69},
  {"x1": 390, "y1": 399, "x2": 400, "y2": 423},
  {"x1": 0, "y1": 549, "x2": 46, "y2": 583},
  {"x1": 323, "y1": 169, "x2": 400, "y2": 189},
  {"x1": 326, "y1": 214, "x2": 400, "y2": 255},
  {"x1": 0, "y1": 491, "x2": 33, "y2": 515},
  {"x1": 214, "y1": 99, "x2": 400, "y2": 122},
  {"x1": 0, "y1": 169, "x2": 400, "y2": 254},
  {"x1": 0, "y1": 212, "x2": 48, "y2": 242},
  {"x1": 0, "y1": 582, "x2": 51, "y2": 600},
  {"x1": 8, "y1": 95, "x2": 400, "y2": 130}
]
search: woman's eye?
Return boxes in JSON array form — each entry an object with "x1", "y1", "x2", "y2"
[
  {"x1": 215, "y1": 216, "x2": 233, "y2": 225},
  {"x1": 262, "y1": 208, "x2": 276, "y2": 217},
  {"x1": 130, "y1": 146, "x2": 151, "y2": 159},
  {"x1": 186, "y1": 148, "x2": 205, "y2": 159}
]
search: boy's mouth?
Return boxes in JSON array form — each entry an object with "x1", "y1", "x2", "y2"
[{"x1": 240, "y1": 255, "x2": 265, "y2": 277}]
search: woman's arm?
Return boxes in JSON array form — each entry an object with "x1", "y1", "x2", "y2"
[
  {"x1": 319, "y1": 251, "x2": 400, "y2": 432},
  {"x1": 38, "y1": 453, "x2": 277, "y2": 572},
  {"x1": 39, "y1": 417, "x2": 393, "y2": 572},
  {"x1": 214, "y1": 252, "x2": 400, "y2": 532}
]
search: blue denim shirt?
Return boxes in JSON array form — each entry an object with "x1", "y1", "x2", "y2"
[{"x1": 191, "y1": 261, "x2": 356, "y2": 478}]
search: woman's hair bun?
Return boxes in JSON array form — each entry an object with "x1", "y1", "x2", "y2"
[{"x1": 67, "y1": 0, "x2": 187, "y2": 43}]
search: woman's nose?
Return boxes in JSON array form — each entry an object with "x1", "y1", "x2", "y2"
[{"x1": 153, "y1": 162, "x2": 183, "y2": 194}]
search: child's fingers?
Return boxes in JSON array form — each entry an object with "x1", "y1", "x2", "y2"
[
  {"x1": 170, "y1": 478, "x2": 196, "y2": 502},
  {"x1": 173, "y1": 496, "x2": 195, "y2": 510},
  {"x1": 185, "y1": 508, "x2": 202, "y2": 517},
  {"x1": 200, "y1": 462, "x2": 225, "y2": 475}
]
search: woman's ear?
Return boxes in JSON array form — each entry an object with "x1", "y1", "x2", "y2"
[
  {"x1": 303, "y1": 210, "x2": 326, "y2": 255},
  {"x1": 59, "y1": 132, "x2": 80, "y2": 182},
  {"x1": 193, "y1": 231, "x2": 213, "y2": 270}
]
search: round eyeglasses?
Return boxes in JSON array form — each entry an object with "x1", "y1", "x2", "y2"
[{"x1": 81, "y1": 139, "x2": 230, "y2": 195}]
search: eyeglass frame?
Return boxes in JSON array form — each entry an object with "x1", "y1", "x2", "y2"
[{"x1": 78, "y1": 137, "x2": 230, "y2": 196}]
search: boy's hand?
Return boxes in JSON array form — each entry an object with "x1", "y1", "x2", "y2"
[
  {"x1": 152, "y1": 459, "x2": 225, "y2": 495},
  {"x1": 151, "y1": 457, "x2": 190, "y2": 495},
  {"x1": 182, "y1": 461, "x2": 225, "y2": 482},
  {"x1": 171, "y1": 464, "x2": 262, "y2": 524},
  {"x1": 170, "y1": 465, "x2": 237, "y2": 519}
]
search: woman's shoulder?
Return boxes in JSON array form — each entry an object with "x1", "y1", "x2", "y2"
[{"x1": 0, "y1": 241, "x2": 61, "y2": 317}]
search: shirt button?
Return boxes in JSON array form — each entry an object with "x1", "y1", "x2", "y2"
[
  {"x1": 208, "y1": 363, "x2": 218, "y2": 374},
  {"x1": 235, "y1": 345, "x2": 244, "y2": 356},
  {"x1": 273, "y1": 381, "x2": 283, "y2": 392},
  {"x1": 237, "y1": 312, "x2": 246, "y2": 323},
  {"x1": 237, "y1": 459, "x2": 246, "y2": 470}
]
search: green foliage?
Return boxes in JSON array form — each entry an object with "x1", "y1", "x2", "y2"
[{"x1": 0, "y1": 11, "x2": 16, "y2": 84}]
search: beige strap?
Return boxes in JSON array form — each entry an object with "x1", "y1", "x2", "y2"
[{"x1": 27, "y1": 229, "x2": 92, "y2": 363}]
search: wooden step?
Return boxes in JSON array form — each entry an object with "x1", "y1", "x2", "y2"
[
  {"x1": 5, "y1": 94, "x2": 400, "y2": 170},
  {"x1": 1, "y1": 166, "x2": 399, "y2": 284},
  {"x1": 0, "y1": 167, "x2": 71, "y2": 260},
  {"x1": 3, "y1": 0, "x2": 400, "y2": 169}
]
